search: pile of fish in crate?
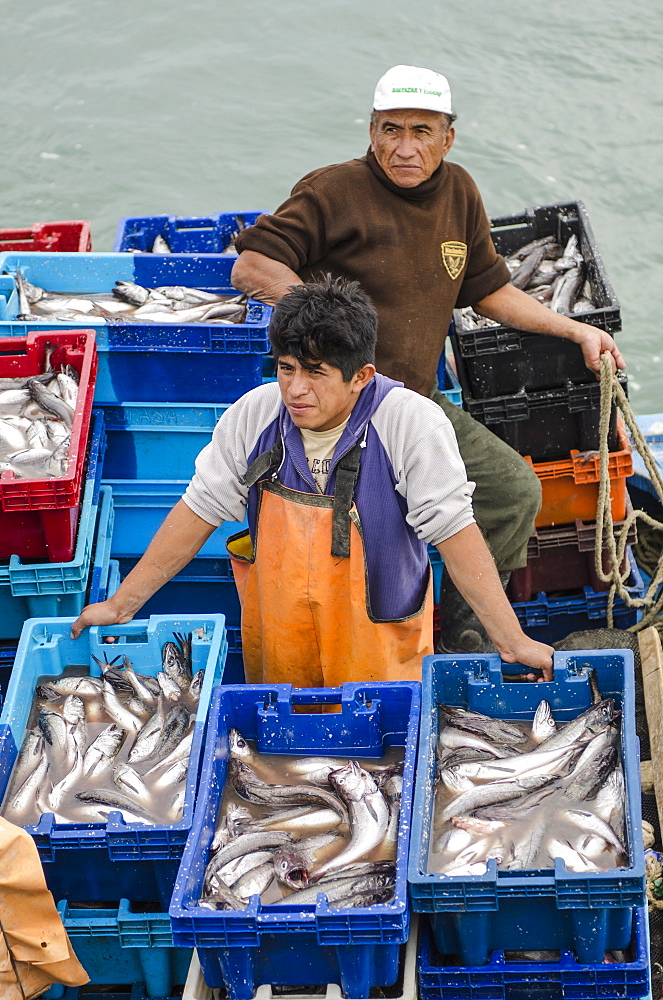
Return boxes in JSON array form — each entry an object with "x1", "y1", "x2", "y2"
[
  {"x1": 409, "y1": 649, "x2": 650, "y2": 1000},
  {"x1": 450, "y1": 200, "x2": 643, "y2": 642}
]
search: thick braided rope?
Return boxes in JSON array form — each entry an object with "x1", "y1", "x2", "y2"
[{"x1": 594, "y1": 353, "x2": 663, "y2": 629}]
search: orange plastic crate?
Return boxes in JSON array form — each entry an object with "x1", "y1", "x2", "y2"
[
  {"x1": 0, "y1": 220, "x2": 91, "y2": 252},
  {"x1": 525, "y1": 417, "x2": 633, "y2": 527}
]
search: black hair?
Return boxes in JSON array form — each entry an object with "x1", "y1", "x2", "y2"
[{"x1": 269, "y1": 275, "x2": 377, "y2": 382}]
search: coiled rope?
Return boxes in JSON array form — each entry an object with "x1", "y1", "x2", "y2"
[{"x1": 595, "y1": 352, "x2": 663, "y2": 630}]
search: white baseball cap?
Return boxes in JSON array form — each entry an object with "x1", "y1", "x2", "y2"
[{"x1": 373, "y1": 65, "x2": 453, "y2": 115}]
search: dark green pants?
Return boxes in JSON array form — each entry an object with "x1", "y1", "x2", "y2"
[{"x1": 430, "y1": 389, "x2": 542, "y2": 572}]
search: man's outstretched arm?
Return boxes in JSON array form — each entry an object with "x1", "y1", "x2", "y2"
[
  {"x1": 473, "y1": 282, "x2": 625, "y2": 375},
  {"x1": 436, "y1": 523, "x2": 554, "y2": 680},
  {"x1": 70, "y1": 500, "x2": 217, "y2": 638}
]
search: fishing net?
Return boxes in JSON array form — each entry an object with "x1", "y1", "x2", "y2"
[{"x1": 554, "y1": 628, "x2": 663, "y2": 986}]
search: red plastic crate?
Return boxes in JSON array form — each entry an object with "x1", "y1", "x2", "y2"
[
  {"x1": 509, "y1": 497, "x2": 637, "y2": 601},
  {"x1": 0, "y1": 220, "x2": 91, "y2": 252},
  {"x1": 0, "y1": 331, "x2": 98, "y2": 561},
  {"x1": 525, "y1": 417, "x2": 633, "y2": 528}
]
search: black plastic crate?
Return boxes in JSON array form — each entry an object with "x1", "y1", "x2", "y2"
[
  {"x1": 465, "y1": 371, "x2": 626, "y2": 461},
  {"x1": 451, "y1": 200, "x2": 620, "y2": 398}
]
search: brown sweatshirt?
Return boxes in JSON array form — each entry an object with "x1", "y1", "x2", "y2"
[{"x1": 235, "y1": 150, "x2": 510, "y2": 396}]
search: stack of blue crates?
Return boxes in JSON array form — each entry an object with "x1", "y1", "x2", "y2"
[
  {"x1": 407, "y1": 650, "x2": 651, "y2": 1000},
  {"x1": 0, "y1": 613, "x2": 227, "y2": 999}
]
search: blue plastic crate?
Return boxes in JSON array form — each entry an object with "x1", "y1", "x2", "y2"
[
  {"x1": 113, "y1": 210, "x2": 266, "y2": 254},
  {"x1": 0, "y1": 614, "x2": 227, "y2": 902},
  {"x1": 104, "y1": 479, "x2": 248, "y2": 559},
  {"x1": 511, "y1": 548, "x2": 645, "y2": 644},
  {"x1": 407, "y1": 650, "x2": 644, "y2": 967},
  {"x1": 0, "y1": 252, "x2": 271, "y2": 403},
  {"x1": 169, "y1": 681, "x2": 421, "y2": 999},
  {"x1": 0, "y1": 412, "x2": 109, "y2": 639},
  {"x1": 417, "y1": 905, "x2": 650, "y2": 1000},
  {"x1": 42, "y1": 898, "x2": 191, "y2": 1000},
  {"x1": 100, "y1": 401, "x2": 231, "y2": 479},
  {"x1": 0, "y1": 643, "x2": 16, "y2": 701}
]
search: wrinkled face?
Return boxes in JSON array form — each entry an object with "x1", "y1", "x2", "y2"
[
  {"x1": 369, "y1": 108, "x2": 455, "y2": 188},
  {"x1": 277, "y1": 356, "x2": 375, "y2": 432}
]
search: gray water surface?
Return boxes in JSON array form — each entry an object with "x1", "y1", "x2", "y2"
[{"x1": 2, "y1": 0, "x2": 661, "y2": 409}]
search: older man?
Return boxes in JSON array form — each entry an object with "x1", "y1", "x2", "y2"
[{"x1": 231, "y1": 64, "x2": 625, "y2": 654}]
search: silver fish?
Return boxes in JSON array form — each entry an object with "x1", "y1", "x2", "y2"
[
  {"x1": 113, "y1": 763, "x2": 150, "y2": 800},
  {"x1": 128, "y1": 697, "x2": 166, "y2": 763},
  {"x1": 438, "y1": 726, "x2": 510, "y2": 758},
  {"x1": 148, "y1": 705, "x2": 190, "y2": 761},
  {"x1": 121, "y1": 656, "x2": 157, "y2": 707},
  {"x1": 230, "y1": 863, "x2": 275, "y2": 903},
  {"x1": 228, "y1": 759, "x2": 348, "y2": 822},
  {"x1": 43, "y1": 675, "x2": 103, "y2": 696},
  {"x1": 562, "y1": 746, "x2": 618, "y2": 802},
  {"x1": 11, "y1": 731, "x2": 45, "y2": 787},
  {"x1": 83, "y1": 724, "x2": 126, "y2": 778},
  {"x1": 144, "y1": 729, "x2": 193, "y2": 775},
  {"x1": 531, "y1": 701, "x2": 556, "y2": 745},
  {"x1": 313, "y1": 763, "x2": 389, "y2": 877},
  {"x1": 27, "y1": 379, "x2": 74, "y2": 427},
  {"x1": 206, "y1": 830, "x2": 293, "y2": 877},
  {"x1": 162, "y1": 633, "x2": 192, "y2": 687},
  {"x1": 454, "y1": 743, "x2": 580, "y2": 782},
  {"x1": 275, "y1": 863, "x2": 395, "y2": 907},
  {"x1": 536, "y1": 700, "x2": 615, "y2": 753},
  {"x1": 440, "y1": 705, "x2": 529, "y2": 746},
  {"x1": 157, "y1": 670, "x2": 181, "y2": 702},
  {"x1": 151, "y1": 235, "x2": 172, "y2": 254},
  {"x1": 248, "y1": 805, "x2": 345, "y2": 835},
  {"x1": 102, "y1": 679, "x2": 143, "y2": 733},
  {"x1": 152, "y1": 757, "x2": 189, "y2": 790},
  {"x1": 214, "y1": 850, "x2": 275, "y2": 889},
  {"x1": 48, "y1": 746, "x2": 84, "y2": 812},
  {"x1": 7, "y1": 754, "x2": 49, "y2": 818},
  {"x1": 273, "y1": 832, "x2": 342, "y2": 888},
  {"x1": 75, "y1": 788, "x2": 159, "y2": 825},
  {"x1": 113, "y1": 281, "x2": 150, "y2": 306},
  {"x1": 562, "y1": 809, "x2": 626, "y2": 856},
  {"x1": 439, "y1": 773, "x2": 556, "y2": 824}
]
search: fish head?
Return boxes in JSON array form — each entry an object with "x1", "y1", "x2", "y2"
[
  {"x1": 329, "y1": 761, "x2": 377, "y2": 800},
  {"x1": 229, "y1": 728, "x2": 254, "y2": 761},
  {"x1": 587, "y1": 698, "x2": 615, "y2": 733},
  {"x1": 62, "y1": 694, "x2": 85, "y2": 724},
  {"x1": 274, "y1": 851, "x2": 310, "y2": 889},
  {"x1": 162, "y1": 641, "x2": 185, "y2": 675}
]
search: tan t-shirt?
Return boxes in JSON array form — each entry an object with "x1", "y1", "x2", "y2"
[{"x1": 300, "y1": 417, "x2": 350, "y2": 494}]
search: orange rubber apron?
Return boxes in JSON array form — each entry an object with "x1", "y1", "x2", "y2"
[{"x1": 227, "y1": 469, "x2": 433, "y2": 687}]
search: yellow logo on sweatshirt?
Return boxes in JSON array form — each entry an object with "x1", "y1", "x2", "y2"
[{"x1": 441, "y1": 241, "x2": 467, "y2": 280}]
